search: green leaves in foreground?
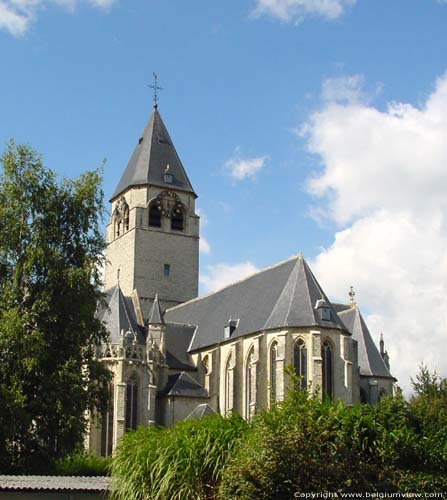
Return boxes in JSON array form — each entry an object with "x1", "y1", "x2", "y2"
[{"x1": 110, "y1": 414, "x2": 248, "y2": 500}]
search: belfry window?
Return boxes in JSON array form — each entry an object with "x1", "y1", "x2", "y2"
[
  {"x1": 171, "y1": 207, "x2": 184, "y2": 231},
  {"x1": 123, "y1": 205, "x2": 130, "y2": 232},
  {"x1": 270, "y1": 341, "x2": 278, "y2": 405},
  {"x1": 100, "y1": 384, "x2": 114, "y2": 457},
  {"x1": 149, "y1": 204, "x2": 161, "y2": 227},
  {"x1": 294, "y1": 338, "x2": 307, "y2": 390},
  {"x1": 125, "y1": 374, "x2": 138, "y2": 431},
  {"x1": 322, "y1": 340, "x2": 333, "y2": 400}
]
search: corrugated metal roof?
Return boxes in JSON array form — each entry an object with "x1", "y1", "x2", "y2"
[{"x1": 0, "y1": 475, "x2": 110, "y2": 492}]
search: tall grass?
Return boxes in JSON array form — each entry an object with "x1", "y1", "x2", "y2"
[{"x1": 110, "y1": 413, "x2": 248, "y2": 500}]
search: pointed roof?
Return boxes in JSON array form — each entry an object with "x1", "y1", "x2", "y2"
[
  {"x1": 338, "y1": 306, "x2": 394, "y2": 379},
  {"x1": 97, "y1": 285, "x2": 144, "y2": 344},
  {"x1": 147, "y1": 294, "x2": 164, "y2": 325},
  {"x1": 263, "y1": 255, "x2": 346, "y2": 330},
  {"x1": 161, "y1": 372, "x2": 208, "y2": 398},
  {"x1": 164, "y1": 254, "x2": 348, "y2": 352},
  {"x1": 111, "y1": 107, "x2": 196, "y2": 201},
  {"x1": 185, "y1": 403, "x2": 217, "y2": 420}
]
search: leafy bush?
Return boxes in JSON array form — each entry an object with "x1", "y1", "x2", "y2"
[
  {"x1": 54, "y1": 450, "x2": 111, "y2": 476},
  {"x1": 110, "y1": 413, "x2": 248, "y2": 500}
]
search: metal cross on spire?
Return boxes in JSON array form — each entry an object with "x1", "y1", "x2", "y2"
[
  {"x1": 150, "y1": 72, "x2": 163, "y2": 108},
  {"x1": 349, "y1": 286, "x2": 356, "y2": 308}
]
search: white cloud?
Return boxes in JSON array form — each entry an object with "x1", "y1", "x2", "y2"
[
  {"x1": 196, "y1": 207, "x2": 209, "y2": 227},
  {"x1": 0, "y1": 0, "x2": 115, "y2": 36},
  {"x1": 224, "y1": 153, "x2": 268, "y2": 181},
  {"x1": 200, "y1": 237, "x2": 211, "y2": 255},
  {"x1": 200, "y1": 262, "x2": 259, "y2": 293},
  {"x1": 252, "y1": 0, "x2": 356, "y2": 22},
  {"x1": 302, "y1": 73, "x2": 447, "y2": 394}
]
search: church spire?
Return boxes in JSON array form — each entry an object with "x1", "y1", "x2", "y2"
[{"x1": 111, "y1": 103, "x2": 196, "y2": 201}]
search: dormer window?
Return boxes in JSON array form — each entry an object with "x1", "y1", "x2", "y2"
[
  {"x1": 321, "y1": 307, "x2": 331, "y2": 321},
  {"x1": 164, "y1": 173, "x2": 173, "y2": 184},
  {"x1": 224, "y1": 319, "x2": 238, "y2": 339}
]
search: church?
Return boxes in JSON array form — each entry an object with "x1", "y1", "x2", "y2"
[{"x1": 87, "y1": 102, "x2": 396, "y2": 457}]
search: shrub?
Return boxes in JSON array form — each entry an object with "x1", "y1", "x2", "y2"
[
  {"x1": 110, "y1": 413, "x2": 248, "y2": 500},
  {"x1": 54, "y1": 450, "x2": 110, "y2": 476}
]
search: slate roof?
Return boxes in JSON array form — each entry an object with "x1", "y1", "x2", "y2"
[
  {"x1": 147, "y1": 294, "x2": 164, "y2": 325},
  {"x1": 165, "y1": 323, "x2": 196, "y2": 370},
  {"x1": 185, "y1": 403, "x2": 217, "y2": 420},
  {"x1": 0, "y1": 475, "x2": 109, "y2": 492},
  {"x1": 161, "y1": 372, "x2": 208, "y2": 398},
  {"x1": 111, "y1": 107, "x2": 196, "y2": 201},
  {"x1": 338, "y1": 306, "x2": 394, "y2": 379},
  {"x1": 98, "y1": 285, "x2": 145, "y2": 344},
  {"x1": 164, "y1": 254, "x2": 348, "y2": 352}
]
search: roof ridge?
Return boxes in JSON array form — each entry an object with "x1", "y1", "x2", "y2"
[{"x1": 165, "y1": 254, "x2": 300, "y2": 313}]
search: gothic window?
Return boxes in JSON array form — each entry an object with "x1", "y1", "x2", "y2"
[
  {"x1": 202, "y1": 355, "x2": 210, "y2": 393},
  {"x1": 224, "y1": 353, "x2": 233, "y2": 414},
  {"x1": 114, "y1": 214, "x2": 121, "y2": 238},
  {"x1": 123, "y1": 205, "x2": 130, "y2": 232},
  {"x1": 125, "y1": 374, "x2": 138, "y2": 431},
  {"x1": 171, "y1": 207, "x2": 184, "y2": 231},
  {"x1": 149, "y1": 203, "x2": 161, "y2": 227},
  {"x1": 100, "y1": 384, "x2": 114, "y2": 457},
  {"x1": 245, "y1": 347, "x2": 255, "y2": 420},
  {"x1": 322, "y1": 340, "x2": 333, "y2": 400},
  {"x1": 270, "y1": 341, "x2": 278, "y2": 405},
  {"x1": 294, "y1": 338, "x2": 307, "y2": 390}
]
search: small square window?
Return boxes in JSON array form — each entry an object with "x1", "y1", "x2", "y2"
[
  {"x1": 164, "y1": 173, "x2": 173, "y2": 184},
  {"x1": 164, "y1": 264, "x2": 170, "y2": 278}
]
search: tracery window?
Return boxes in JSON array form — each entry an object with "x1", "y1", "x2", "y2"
[
  {"x1": 100, "y1": 384, "x2": 114, "y2": 457},
  {"x1": 149, "y1": 203, "x2": 162, "y2": 227},
  {"x1": 245, "y1": 347, "x2": 255, "y2": 420},
  {"x1": 294, "y1": 338, "x2": 307, "y2": 390},
  {"x1": 322, "y1": 340, "x2": 333, "y2": 400},
  {"x1": 224, "y1": 354, "x2": 233, "y2": 414},
  {"x1": 125, "y1": 374, "x2": 138, "y2": 431},
  {"x1": 270, "y1": 341, "x2": 278, "y2": 405}
]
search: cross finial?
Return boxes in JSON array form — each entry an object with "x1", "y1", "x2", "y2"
[
  {"x1": 349, "y1": 285, "x2": 356, "y2": 308},
  {"x1": 150, "y1": 72, "x2": 163, "y2": 108}
]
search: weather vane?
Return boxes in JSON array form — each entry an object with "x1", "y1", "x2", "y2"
[
  {"x1": 349, "y1": 286, "x2": 356, "y2": 308},
  {"x1": 150, "y1": 72, "x2": 163, "y2": 108}
]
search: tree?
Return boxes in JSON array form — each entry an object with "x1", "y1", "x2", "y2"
[{"x1": 0, "y1": 141, "x2": 111, "y2": 472}]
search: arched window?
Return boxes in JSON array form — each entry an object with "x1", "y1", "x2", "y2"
[
  {"x1": 149, "y1": 203, "x2": 161, "y2": 227},
  {"x1": 322, "y1": 340, "x2": 333, "y2": 400},
  {"x1": 125, "y1": 374, "x2": 138, "y2": 431},
  {"x1": 123, "y1": 205, "x2": 130, "y2": 232},
  {"x1": 171, "y1": 207, "x2": 184, "y2": 231},
  {"x1": 270, "y1": 341, "x2": 278, "y2": 405},
  {"x1": 114, "y1": 213, "x2": 121, "y2": 238},
  {"x1": 245, "y1": 347, "x2": 255, "y2": 420},
  {"x1": 202, "y1": 355, "x2": 210, "y2": 393},
  {"x1": 224, "y1": 354, "x2": 233, "y2": 414},
  {"x1": 294, "y1": 338, "x2": 307, "y2": 390},
  {"x1": 100, "y1": 384, "x2": 114, "y2": 457}
]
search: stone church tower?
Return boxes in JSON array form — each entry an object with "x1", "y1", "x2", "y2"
[
  {"x1": 88, "y1": 104, "x2": 201, "y2": 455},
  {"x1": 103, "y1": 103, "x2": 199, "y2": 319}
]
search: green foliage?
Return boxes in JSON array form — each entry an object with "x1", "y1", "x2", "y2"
[
  {"x1": 0, "y1": 141, "x2": 111, "y2": 472},
  {"x1": 54, "y1": 450, "x2": 111, "y2": 476},
  {"x1": 110, "y1": 366, "x2": 447, "y2": 499},
  {"x1": 110, "y1": 414, "x2": 248, "y2": 500}
]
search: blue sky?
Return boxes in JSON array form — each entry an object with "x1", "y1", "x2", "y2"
[{"x1": 1, "y1": 0, "x2": 447, "y2": 391}]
